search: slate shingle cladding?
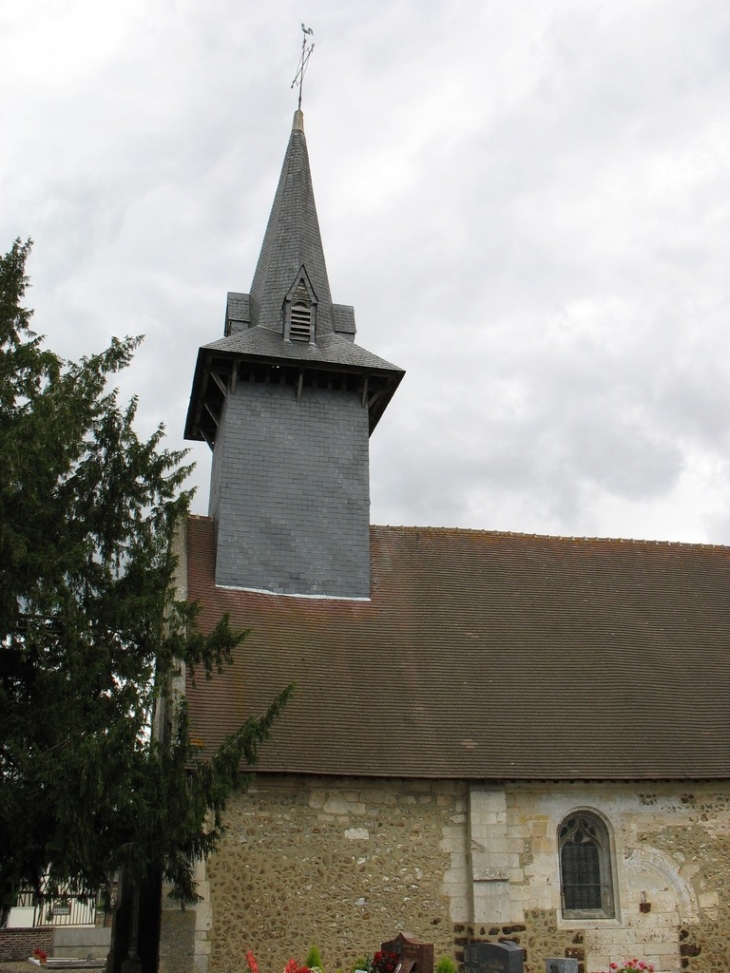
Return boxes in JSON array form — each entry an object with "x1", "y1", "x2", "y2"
[
  {"x1": 184, "y1": 110, "x2": 404, "y2": 445},
  {"x1": 249, "y1": 109, "x2": 334, "y2": 336},
  {"x1": 184, "y1": 110, "x2": 404, "y2": 596},
  {"x1": 208, "y1": 382, "x2": 371, "y2": 597},
  {"x1": 185, "y1": 515, "x2": 730, "y2": 781}
]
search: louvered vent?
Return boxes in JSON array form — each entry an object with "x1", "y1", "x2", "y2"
[{"x1": 290, "y1": 301, "x2": 312, "y2": 342}]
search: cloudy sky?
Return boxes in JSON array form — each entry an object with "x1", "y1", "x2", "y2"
[{"x1": 2, "y1": 0, "x2": 729, "y2": 543}]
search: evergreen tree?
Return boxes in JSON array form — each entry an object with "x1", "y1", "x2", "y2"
[{"x1": 0, "y1": 239, "x2": 291, "y2": 922}]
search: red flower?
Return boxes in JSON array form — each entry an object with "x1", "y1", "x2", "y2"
[
  {"x1": 372, "y1": 950, "x2": 399, "y2": 973},
  {"x1": 247, "y1": 952, "x2": 260, "y2": 973}
]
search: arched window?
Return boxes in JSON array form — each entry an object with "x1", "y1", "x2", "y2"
[{"x1": 559, "y1": 811, "x2": 615, "y2": 918}]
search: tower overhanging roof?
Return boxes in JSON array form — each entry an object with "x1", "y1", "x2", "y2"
[
  {"x1": 184, "y1": 327, "x2": 404, "y2": 444},
  {"x1": 184, "y1": 109, "x2": 404, "y2": 446}
]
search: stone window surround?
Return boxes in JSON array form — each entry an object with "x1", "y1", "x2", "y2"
[{"x1": 558, "y1": 807, "x2": 619, "y2": 923}]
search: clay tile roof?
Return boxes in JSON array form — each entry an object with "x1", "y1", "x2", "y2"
[{"x1": 185, "y1": 516, "x2": 730, "y2": 781}]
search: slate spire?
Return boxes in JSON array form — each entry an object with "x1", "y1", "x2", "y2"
[
  {"x1": 184, "y1": 108, "x2": 405, "y2": 597},
  {"x1": 249, "y1": 109, "x2": 335, "y2": 336}
]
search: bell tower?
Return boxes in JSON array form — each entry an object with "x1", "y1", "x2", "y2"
[{"x1": 184, "y1": 111, "x2": 404, "y2": 598}]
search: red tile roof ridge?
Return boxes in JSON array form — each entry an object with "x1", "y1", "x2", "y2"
[
  {"x1": 371, "y1": 523, "x2": 730, "y2": 551},
  {"x1": 185, "y1": 513, "x2": 729, "y2": 552}
]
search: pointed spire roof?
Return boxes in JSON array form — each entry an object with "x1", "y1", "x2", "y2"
[
  {"x1": 184, "y1": 110, "x2": 405, "y2": 447},
  {"x1": 249, "y1": 109, "x2": 334, "y2": 335}
]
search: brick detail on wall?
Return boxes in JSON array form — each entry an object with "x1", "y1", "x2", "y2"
[
  {"x1": 453, "y1": 915, "x2": 583, "y2": 973},
  {"x1": 0, "y1": 927, "x2": 53, "y2": 962}
]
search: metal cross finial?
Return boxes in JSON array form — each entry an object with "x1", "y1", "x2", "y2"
[{"x1": 291, "y1": 24, "x2": 315, "y2": 111}]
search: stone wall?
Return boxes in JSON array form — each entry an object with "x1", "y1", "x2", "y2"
[
  {"x1": 52, "y1": 927, "x2": 111, "y2": 958},
  {"x1": 187, "y1": 777, "x2": 730, "y2": 973},
  {"x1": 204, "y1": 776, "x2": 467, "y2": 973},
  {"x1": 159, "y1": 860, "x2": 210, "y2": 973},
  {"x1": 461, "y1": 781, "x2": 730, "y2": 973},
  {"x1": 453, "y1": 915, "x2": 582, "y2": 973}
]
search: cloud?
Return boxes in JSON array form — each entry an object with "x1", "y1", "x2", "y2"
[{"x1": 2, "y1": 0, "x2": 730, "y2": 542}]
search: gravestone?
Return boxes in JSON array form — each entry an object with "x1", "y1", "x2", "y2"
[
  {"x1": 464, "y1": 942, "x2": 524, "y2": 973},
  {"x1": 546, "y1": 961, "x2": 578, "y2": 973},
  {"x1": 380, "y1": 933, "x2": 434, "y2": 973}
]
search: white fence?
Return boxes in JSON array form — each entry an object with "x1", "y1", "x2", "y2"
[{"x1": 8, "y1": 888, "x2": 96, "y2": 928}]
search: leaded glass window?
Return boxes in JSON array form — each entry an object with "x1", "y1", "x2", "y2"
[{"x1": 559, "y1": 812, "x2": 615, "y2": 918}]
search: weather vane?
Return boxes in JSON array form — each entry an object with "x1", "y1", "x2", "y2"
[{"x1": 291, "y1": 24, "x2": 315, "y2": 111}]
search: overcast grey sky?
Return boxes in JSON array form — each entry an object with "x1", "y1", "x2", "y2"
[{"x1": 2, "y1": 0, "x2": 729, "y2": 543}]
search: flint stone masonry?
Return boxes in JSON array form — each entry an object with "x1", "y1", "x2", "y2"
[
  {"x1": 204, "y1": 776, "x2": 466, "y2": 973},
  {"x1": 184, "y1": 777, "x2": 730, "y2": 973},
  {"x1": 209, "y1": 381, "x2": 370, "y2": 597}
]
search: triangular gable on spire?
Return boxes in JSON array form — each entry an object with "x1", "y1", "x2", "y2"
[
  {"x1": 284, "y1": 265, "x2": 317, "y2": 343},
  {"x1": 184, "y1": 109, "x2": 405, "y2": 447},
  {"x1": 284, "y1": 264, "x2": 318, "y2": 305},
  {"x1": 249, "y1": 109, "x2": 334, "y2": 337}
]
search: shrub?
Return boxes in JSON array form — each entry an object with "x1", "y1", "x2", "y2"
[
  {"x1": 436, "y1": 958, "x2": 458, "y2": 973},
  {"x1": 306, "y1": 946, "x2": 324, "y2": 973}
]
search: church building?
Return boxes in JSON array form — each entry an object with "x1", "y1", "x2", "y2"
[{"x1": 161, "y1": 110, "x2": 730, "y2": 973}]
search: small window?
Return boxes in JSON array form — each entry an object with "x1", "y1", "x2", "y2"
[
  {"x1": 559, "y1": 811, "x2": 615, "y2": 918},
  {"x1": 289, "y1": 300, "x2": 312, "y2": 342}
]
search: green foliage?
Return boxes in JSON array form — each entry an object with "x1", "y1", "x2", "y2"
[
  {"x1": 435, "y1": 958, "x2": 458, "y2": 973},
  {"x1": 0, "y1": 239, "x2": 291, "y2": 912},
  {"x1": 306, "y1": 946, "x2": 323, "y2": 971}
]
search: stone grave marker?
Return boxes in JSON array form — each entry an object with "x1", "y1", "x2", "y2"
[
  {"x1": 546, "y1": 961, "x2": 578, "y2": 973},
  {"x1": 464, "y1": 942, "x2": 524, "y2": 973},
  {"x1": 380, "y1": 933, "x2": 434, "y2": 973}
]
